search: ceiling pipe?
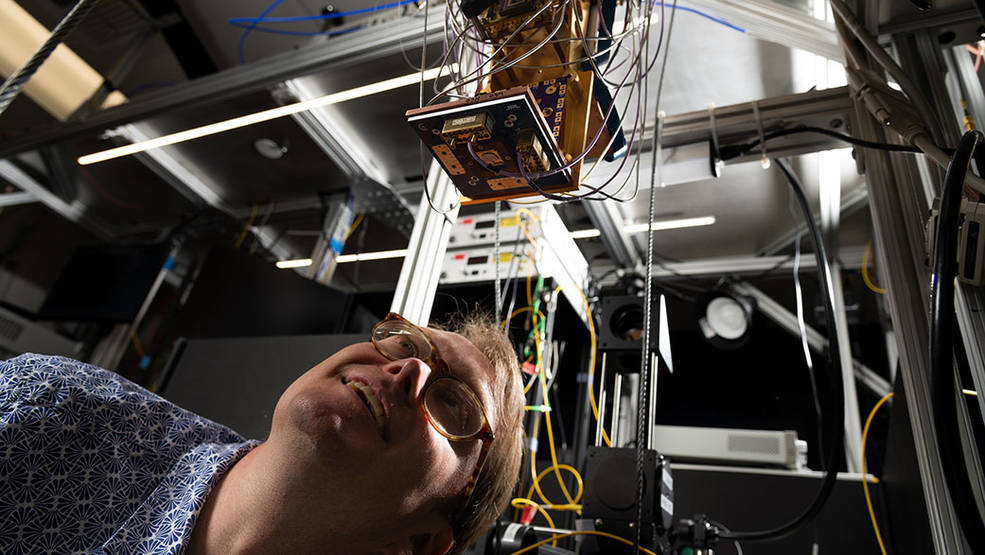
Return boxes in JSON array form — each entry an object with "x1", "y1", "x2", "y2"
[{"x1": 0, "y1": 0, "x2": 125, "y2": 121}]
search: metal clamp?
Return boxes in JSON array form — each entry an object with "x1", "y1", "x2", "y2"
[
  {"x1": 751, "y1": 100, "x2": 770, "y2": 169},
  {"x1": 707, "y1": 102, "x2": 721, "y2": 159}
]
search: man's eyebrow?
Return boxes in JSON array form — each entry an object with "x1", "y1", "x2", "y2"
[{"x1": 432, "y1": 335, "x2": 495, "y2": 408}]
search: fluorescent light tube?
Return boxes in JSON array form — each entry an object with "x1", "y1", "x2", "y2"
[
  {"x1": 275, "y1": 258, "x2": 313, "y2": 269},
  {"x1": 78, "y1": 66, "x2": 453, "y2": 165},
  {"x1": 622, "y1": 216, "x2": 716, "y2": 234},
  {"x1": 336, "y1": 249, "x2": 408, "y2": 263},
  {"x1": 570, "y1": 228, "x2": 602, "y2": 239}
]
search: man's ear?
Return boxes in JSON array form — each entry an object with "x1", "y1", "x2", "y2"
[{"x1": 411, "y1": 524, "x2": 455, "y2": 555}]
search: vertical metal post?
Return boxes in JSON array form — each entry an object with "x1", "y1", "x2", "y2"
[
  {"x1": 849, "y1": 27, "x2": 966, "y2": 549},
  {"x1": 390, "y1": 160, "x2": 460, "y2": 325},
  {"x1": 827, "y1": 263, "x2": 863, "y2": 473},
  {"x1": 595, "y1": 352, "x2": 608, "y2": 447},
  {"x1": 611, "y1": 374, "x2": 623, "y2": 446},
  {"x1": 817, "y1": 144, "x2": 865, "y2": 472},
  {"x1": 595, "y1": 389, "x2": 607, "y2": 449}
]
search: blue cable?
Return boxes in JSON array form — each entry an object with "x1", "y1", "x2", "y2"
[
  {"x1": 229, "y1": 0, "x2": 417, "y2": 24},
  {"x1": 231, "y1": 23, "x2": 365, "y2": 38},
  {"x1": 238, "y1": 0, "x2": 286, "y2": 64},
  {"x1": 654, "y1": 1, "x2": 745, "y2": 33}
]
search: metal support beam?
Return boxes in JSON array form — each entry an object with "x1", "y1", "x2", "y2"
[
  {"x1": 687, "y1": 0, "x2": 842, "y2": 61},
  {"x1": 534, "y1": 205, "x2": 591, "y2": 326},
  {"x1": 850, "y1": 26, "x2": 966, "y2": 550},
  {"x1": 0, "y1": 159, "x2": 114, "y2": 238},
  {"x1": 878, "y1": 8, "x2": 980, "y2": 37},
  {"x1": 647, "y1": 245, "x2": 865, "y2": 279},
  {"x1": 583, "y1": 200, "x2": 640, "y2": 269},
  {"x1": 826, "y1": 259, "x2": 865, "y2": 473},
  {"x1": 0, "y1": 190, "x2": 36, "y2": 207},
  {"x1": 732, "y1": 282, "x2": 891, "y2": 398},
  {"x1": 107, "y1": 124, "x2": 233, "y2": 213},
  {"x1": 0, "y1": 7, "x2": 448, "y2": 160},
  {"x1": 391, "y1": 160, "x2": 460, "y2": 326},
  {"x1": 583, "y1": 88, "x2": 854, "y2": 193},
  {"x1": 817, "y1": 147, "x2": 865, "y2": 473},
  {"x1": 659, "y1": 87, "x2": 852, "y2": 151},
  {"x1": 274, "y1": 80, "x2": 415, "y2": 236}
]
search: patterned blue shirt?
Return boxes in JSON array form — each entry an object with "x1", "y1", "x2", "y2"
[{"x1": 0, "y1": 354, "x2": 259, "y2": 554}]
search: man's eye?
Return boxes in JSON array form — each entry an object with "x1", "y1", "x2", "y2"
[{"x1": 396, "y1": 338, "x2": 418, "y2": 357}]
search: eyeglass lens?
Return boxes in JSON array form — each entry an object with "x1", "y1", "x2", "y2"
[
  {"x1": 374, "y1": 321, "x2": 433, "y2": 361},
  {"x1": 424, "y1": 379, "x2": 484, "y2": 438}
]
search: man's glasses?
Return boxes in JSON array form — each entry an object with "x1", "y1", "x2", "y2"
[{"x1": 371, "y1": 312, "x2": 494, "y2": 502}]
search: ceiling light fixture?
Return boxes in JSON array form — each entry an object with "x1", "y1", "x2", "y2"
[
  {"x1": 570, "y1": 216, "x2": 717, "y2": 240},
  {"x1": 569, "y1": 228, "x2": 602, "y2": 239},
  {"x1": 77, "y1": 65, "x2": 454, "y2": 165},
  {"x1": 621, "y1": 216, "x2": 717, "y2": 234},
  {"x1": 698, "y1": 290, "x2": 756, "y2": 349},
  {"x1": 336, "y1": 249, "x2": 408, "y2": 263},
  {"x1": 275, "y1": 258, "x2": 313, "y2": 269}
]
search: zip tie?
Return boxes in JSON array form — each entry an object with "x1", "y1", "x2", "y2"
[{"x1": 751, "y1": 100, "x2": 770, "y2": 169}]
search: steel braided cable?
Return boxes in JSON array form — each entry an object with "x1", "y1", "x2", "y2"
[
  {"x1": 635, "y1": 0, "x2": 678, "y2": 550},
  {"x1": 0, "y1": 0, "x2": 100, "y2": 119}
]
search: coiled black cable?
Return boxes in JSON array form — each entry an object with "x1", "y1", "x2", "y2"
[
  {"x1": 0, "y1": 0, "x2": 100, "y2": 119},
  {"x1": 717, "y1": 158, "x2": 846, "y2": 542},
  {"x1": 929, "y1": 129, "x2": 985, "y2": 551}
]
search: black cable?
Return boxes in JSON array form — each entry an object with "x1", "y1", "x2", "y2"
[
  {"x1": 0, "y1": 0, "x2": 100, "y2": 119},
  {"x1": 718, "y1": 126, "x2": 923, "y2": 162},
  {"x1": 929, "y1": 129, "x2": 985, "y2": 550},
  {"x1": 717, "y1": 158, "x2": 846, "y2": 542},
  {"x1": 741, "y1": 254, "x2": 797, "y2": 281}
]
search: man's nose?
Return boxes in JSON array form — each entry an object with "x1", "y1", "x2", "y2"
[{"x1": 382, "y1": 358, "x2": 432, "y2": 400}]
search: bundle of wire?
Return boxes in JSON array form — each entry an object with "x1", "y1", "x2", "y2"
[{"x1": 419, "y1": 0, "x2": 701, "y2": 204}]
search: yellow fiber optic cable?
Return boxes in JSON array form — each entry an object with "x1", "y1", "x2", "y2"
[
  {"x1": 510, "y1": 530, "x2": 658, "y2": 555},
  {"x1": 576, "y1": 287, "x2": 610, "y2": 446},
  {"x1": 526, "y1": 463, "x2": 583, "y2": 507},
  {"x1": 344, "y1": 213, "x2": 365, "y2": 240},
  {"x1": 234, "y1": 203, "x2": 259, "y2": 248},
  {"x1": 863, "y1": 242, "x2": 887, "y2": 295},
  {"x1": 534, "y1": 317, "x2": 578, "y2": 506},
  {"x1": 509, "y1": 498, "x2": 558, "y2": 545},
  {"x1": 862, "y1": 391, "x2": 894, "y2": 555}
]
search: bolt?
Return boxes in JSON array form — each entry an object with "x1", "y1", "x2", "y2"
[
  {"x1": 830, "y1": 118, "x2": 843, "y2": 129},
  {"x1": 594, "y1": 519, "x2": 603, "y2": 527}
]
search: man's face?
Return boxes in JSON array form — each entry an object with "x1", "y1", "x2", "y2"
[{"x1": 267, "y1": 325, "x2": 498, "y2": 544}]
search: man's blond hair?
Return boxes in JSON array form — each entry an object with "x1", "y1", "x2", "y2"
[{"x1": 437, "y1": 312, "x2": 524, "y2": 553}]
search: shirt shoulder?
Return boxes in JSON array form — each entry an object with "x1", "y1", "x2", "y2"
[
  {"x1": 0, "y1": 353, "x2": 251, "y2": 553},
  {"x1": 2, "y1": 353, "x2": 169, "y2": 412}
]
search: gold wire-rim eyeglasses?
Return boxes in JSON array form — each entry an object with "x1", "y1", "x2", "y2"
[{"x1": 370, "y1": 312, "x2": 494, "y2": 503}]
